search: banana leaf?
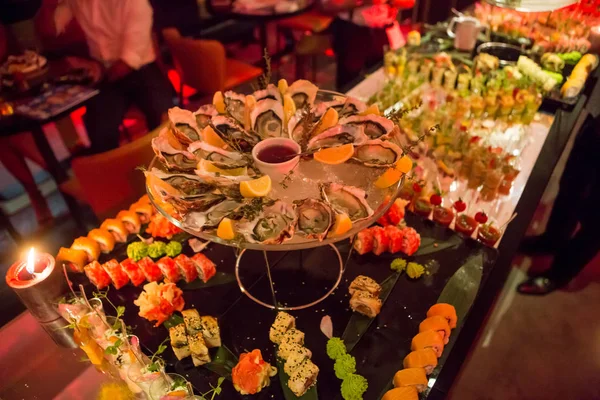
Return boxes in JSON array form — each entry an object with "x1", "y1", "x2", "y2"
[
  {"x1": 204, "y1": 346, "x2": 239, "y2": 381},
  {"x1": 276, "y1": 357, "x2": 318, "y2": 400},
  {"x1": 181, "y1": 272, "x2": 237, "y2": 290},
  {"x1": 341, "y1": 272, "x2": 401, "y2": 353},
  {"x1": 413, "y1": 235, "x2": 461, "y2": 257}
]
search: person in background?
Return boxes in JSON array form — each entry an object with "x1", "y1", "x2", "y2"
[
  {"x1": 517, "y1": 117, "x2": 600, "y2": 295},
  {"x1": 54, "y1": 0, "x2": 174, "y2": 154},
  {"x1": 321, "y1": 0, "x2": 413, "y2": 90}
]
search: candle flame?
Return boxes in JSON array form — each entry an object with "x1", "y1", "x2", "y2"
[{"x1": 26, "y1": 248, "x2": 35, "y2": 275}]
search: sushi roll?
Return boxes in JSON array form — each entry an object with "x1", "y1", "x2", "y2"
[
  {"x1": 381, "y1": 386, "x2": 419, "y2": 400},
  {"x1": 120, "y1": 258, "x2": 146, "y2": 286},
  {"x1": 102, "y1": 259, "x2": 130, "y2": 289},
  {"x1": 288, "y1": 359, "x2": 319, "y2": 397},
  {"x1": 137, "y1": 256, "x2": 163, "y2": 282},
  {"x1": 349, "y1": 290, "x2": 382, "y2": 318},
  {"x1": 385, "y1": 225, "x2": 404, "y2": 253},
  {"x1": 71, "y1": 237, "x2": 101, "y2": 263},
  {"x1": 426, "y1": 303, "x2": 457, "y2": 329},
  {"x1": 371, "y1": 226, "x2": 389, "y2": 255},
  {"x1": 393, "y1": 368, "x2": 428, "y2": 393},
  {"x1": 199, "y1": 315, "x2": 221, "y2": 348},
  {"x1": 278, "y1": 341, "x2": 307, "y2": 360},
  {"x1": 87, "y1": 229, "x2": 115, "y2": 253},
  {"x1": 174, "y1": 254, "x2": 198, "y2": 283},
  {"x1": 284, "y1": 347, "x2": 313, "y2": 375},
  {"x1": 349, "y1": 275, "x2": 381, "y2": 297},
  {"x1": 100, "y1": 219, "x2": 128, "y2": 243},
  {"x1": 270, "y1": 311, "x2": 296, "y2": 344},
  {"x1": 129, "y1": 201, "x2": 154, "y2": 224},
  {"x1": 182, "y1": 308, "x2": 202, "y2": 335},
  {"x1": 353, "y1": 229, "x2": 374, "y2": 255},
  {"x1": 138, "y1": 194, "x2": 150, "y2": 204},
  {"x1": 188, "y1": 332, "x2": 210, "y2": 366},
  {"x1": 419, "y1": 315, "x2": 451, "y2": 344},
  {"x1": 56, "y1": 247, "x2": 88, "y2": 272},
  {"x1": 117, "y1": 210, "x2": 141, "y2": 234},
  {"x1": 403, "y1": 349, "x2": 438, "y2": 374},
  {"x1": 279, "y1": 328, "x2": 305, "y2": 347},
  {"x1": 84, "y1": 260, "x2": 111, "y2": 289},
  {"x1": 169, "y1": 323, "x2": 191, "y2": 360},
  {"x1": 411, "y1": 330, "x2": 444, "y2": 358},
  {"x1": 156, "y1": 257, "x2": 181, "y2": 282},
  {"x1": 190, "y1": 253, "x2": 216, "y2": 283}
]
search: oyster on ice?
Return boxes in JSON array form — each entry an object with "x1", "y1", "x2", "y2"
[
  {"x1": 152, "y1": 129, "x2": 197, "y2": 172},
  {"x1": 169, "y1": 107, "x2": 202, "y2": 144},
  {"x1": 294, "y1": 198, "x2": 334, "y2": 240},
  {"x1": 253, "y1": 84, "x2": 282, "y2": 103},
  {"x1": 320, "y1": 183, "x2": 373, "y2": 222},
  {"x1": 223, "y1": 91, "x2": 247, "y2": 124},
  {"x1": 211, "y1": 115, "x2": 260, "y2": 152},
  {"x1": 188, "y1": 141, "x2": 249, "y2": 169},
  {"x1": 237, "y1": 200, "x2": 297, "y2": 244},
  {"x1": 353, "y1": 139, "x2": 403, "y2": 167},
  {"x1": 339, "y1": 97, "x2": 367, "y2": 117},
  {"x1": 146, "y1": 168, "x2": 215, "y2": 197},
  {"x1": 193, "y1": 104, "x2": 218, "y2": 129},
  {"x1": 340, "y1": 114, "x2": 395, "y2": 139},
  {"x1": 251, "y1": 98, "x2": 284, "y2": 138},
  {"x1": 287, "y1": 79, "x2": 318, "y2": 109},
  {"x1": 168, "y1": 192, "x2": 227, "y2": 214},
  {"x1": 313, "y1": 98, "x2": 346, "y2": 120},
  {"x1": 183, "y1": 199, "x2": 244, "y2": 231},
  {"x1": 307, "y1": 125, "x2": 368, "y2": 150}
]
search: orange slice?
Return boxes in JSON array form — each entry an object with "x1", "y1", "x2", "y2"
[
  {"x1": 244, "y1": 95, "x2": 256, "y2": 130},
  {"x1": 198, "y1": 159, "x2": 248, "y2": 176},
  {"x1": 395, "y1": 155, "x2": 413, "y2": 174},
  {"x1": 313, "y1": 108, "x2": 339, "y2": 136},
  {"x1": 328, "y1": 213, "x2": 352, "y2": 237},
  {"x1": 145, "y1": 171, "x2": 180, "y2": 200},
  {"x1": 166, "y1": 390, "x2": 188, "y2": 397},
  {"x1": 374, "y1": 167, "x2": 402, "y2": 189},
  {"x1": 283, "y1": 94, "x2": 296, "y2": 125},
  {"x1": 165, "y1": 128, "x2": 186, "y2": 150},
  {"x1": 217, "y1": 218, "x2": 235, "y2": 240},
  {"x1": 240, "y1": 175, "x2": 272, "y2": 198},
  {"x1": 313, "y1": 143, "x2": 354, "y2": 165},
  {"x1": 278, "y1": 78, "x2": 289, "y2": 96},
  {"x1": 213, "y1": 91, "x2": 226, "y2": 114},
  {"x1": 201, "y1": 126, "x2": 229, "y2": 149},
  {"x1": 359, "y1": 104, "x2": 381, "y2": 116}
]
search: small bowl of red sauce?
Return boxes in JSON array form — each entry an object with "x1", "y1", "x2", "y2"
[
  {"x1": 252, "y1": 138, "x2": 300, "y2": 178},
  {"x1": 432, "y1": 206, "x2": 455, "y2": 227},
  {"x1": 477, "y1": 224, "x2": 501, "y2": 247},
  {"x1": 455, "y1": 214, "x2": 478, "y2": 237}
]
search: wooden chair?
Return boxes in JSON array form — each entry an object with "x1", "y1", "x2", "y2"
[
  {"x1": 162, "y1": 28, "x2": 263, "y2": 105},
  {"x1": 59, "y1": 125, "x2": 164, "y2": 220}
]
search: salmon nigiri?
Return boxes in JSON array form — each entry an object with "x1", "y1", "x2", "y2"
[
  {"x1": 382, "y1": 386, "x2": 419, "y2": 400},
  {"x1": 411, "y1": 330, "x2": 444, "y2": 357},
  {"x1": 403, "y1": 349, "x2": 438, "y2": 374},
  {"x1": 419, "y1": 315, "x2": 451, "y2": 344},
  {"x1": 393, "y1": 368, "x2": 428, "y2": 393},
  {"x1": 426, "y1": 303, "x2": 457, "y2": 329}
]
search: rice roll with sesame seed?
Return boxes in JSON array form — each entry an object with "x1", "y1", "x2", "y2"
[
  {"x1": 284, "y1": 347, "x2": 313, "y2": 375},
  {"x1": 199, "y1": 315, "x2": 221, "y2": 348},
  {"x1": 288, "y1": 359, "x2": 319, "y2": 397},
  {"x1": 269, "y1": 311, "x2": 295, "y2": 344}
]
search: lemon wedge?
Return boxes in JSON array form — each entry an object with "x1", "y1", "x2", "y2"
[
  {"x1": 198, "y1": 159, "x2": 247, "y2": 176},
  {"x1": 213, "y1": 91, "x2": 226, "y2": 113},
  {"x1": 278, "y1": 78, "x2": 289, "y2": 96},
  {"x1": 240, "y1": 175, "x2": 272, "y2": 198},
  {"x1": 283, "y1": 94, "x2": 296, "y2": 125},
  {"x1": 217, "y1": 218, "x2": 235, "y2": 240},
  {"x1": 328, "y1": 213, "x2": 352, "y2": 237},
  {"x1": 395, "y1": 155, "x2": 413, "y2": 174},
  {"x1": 244, "y1": 95, "x2": 257, "y2": 130}
]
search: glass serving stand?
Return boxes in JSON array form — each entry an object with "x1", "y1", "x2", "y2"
[{"x1": 147, "y1": 90, "x2": 405, "y2": 310}]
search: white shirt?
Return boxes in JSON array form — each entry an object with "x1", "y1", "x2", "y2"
[{"x1": 55, "y1": 0, "x2": 155, "y2": 70}]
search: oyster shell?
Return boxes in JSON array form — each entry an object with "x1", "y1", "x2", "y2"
[
  {"x1": 253, "y1": 84, "x2": 282, "y2": 103},
  {"x1": 320, "y1": 183, "x2": 373, "y2": 222},
  {"x1": 287, "y1": 79, "x2": 318, "y2": 109},
  {"x1": 195, "y1": 160, "x2": 253, "y2": 186},
  {"x1": 237, "y1": 200, "x2": 297, "y2": 244},
  {"x1": 251, "y1": 98, "x2": 284, "y2": 138},
  {"x1": 339, "y1": 97, "x2": 367, "y2": 117},
  {"x1": 313, "y1": 98, "x2": 346, "y2": 120},
  {"x1": 307, "y1": 125, "x2": 368, "y2": 150},
  {"x1": 294, "y1": 198, "x2": 334, "y2": 240},
  {"x1": 188, "y1": 141, "x2": 249, "y2": 169},
  {"x1": 340, "y1": 114, "x2": 395, "y2": 139},
  {"x1": 183, "y1": 199, "x2": 244, "y2": 231},
  {"x1": 152, "y1": 129, "x2": 197, "y2": 172},
  {"x1": 193, "y1": 104, "x2": 218, "y2": 129},
  {"x1": 211, "y1": 115, "x2": 260, "y2": 153},
  {"x1": 168, "y1": 192, "x2": 227, "y2": 214},
  {"x1": 353, "y1": 139, "x2": 403, "y2": 167},
  {"x1": 168, "y1": 107, "x2": 202, "y2": 144},
  {"x1": 223, "y1": 91, "x2": 247, "y2": 124},
  {"x1": 147, "y1": 168, "x2": 215, "y2": 197}
]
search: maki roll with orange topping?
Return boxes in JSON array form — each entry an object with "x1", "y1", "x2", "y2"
[
  {"x1": 191, "y1": 253, "x2": 216, "y2": 283},
  {"x1": 129, "y1": 201, "x2": 154, "y2": 224},
  {"x1": 116, "y1": 210, "x2": 141, "y2": 234},
  {"x1": 393, "y1": 368, "x2": 428, "y2": 393},
  {"x1": 120, "y1": 258, "x2": 146, "y2": 286},
  {"x1": 138, "y1": 194, "x2": 150, "y2": 204},
  {"x1": 137, "y1": 256, "x2": 163, "y2": 282},
  {"x1": 174, "y1": 254, "x2": 198, "y2": 283},
  {"x1": 71, "y1": 237, "x2": 101, "y2": 263},
  {"x1": 56, "y1": 247, "x2": 88, "y2": 272},
  {"x1": 403, "y1": 349, "x2": 438, "y2": 374},
  {"x1": 426, "y1": 303, "x2": 457, "y2": 329},
  {"x1": 102, "y1": 259, "x2": 129, "y2": 289},
  {"x1": 371, "y1": 226, "x2": 389, "y2": 255},
  {"x1": 156, "y1": 256, "x2": 181, "y2": 282},
  {"x1": 84, "y1": 261, "x2": 111, "y2": 289},
  {"x1": 411, "y1": 330, "x2": 444, "y2": 357},
  {"x1": 382, "y1": 386, "x2": 419, "y2": 400},
  {"x1": 419, "y1": 315, "x2": 451, "y2": 344},
  {"x1": 87, "y1": 229, "x2": 115, "y2": 253},
  {"x1": 353, "y1": 229, "x2": 374, "y2": 255},
  {"x1": 100, "y1": 219, "x2": 128, "y2": 243}
]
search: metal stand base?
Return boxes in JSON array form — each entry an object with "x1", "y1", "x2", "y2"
[{"x1": 235, "y1": 244, "x2": 345, "y2": 310}]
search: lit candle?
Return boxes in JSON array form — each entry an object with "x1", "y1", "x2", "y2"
[{"x1": 6, "y1": 248, "x2": 54, "y2": 287}]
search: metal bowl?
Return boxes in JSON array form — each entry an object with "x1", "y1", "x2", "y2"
[{"x1": 477, "y1": 42, "x2": 525, "y2": 66}]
